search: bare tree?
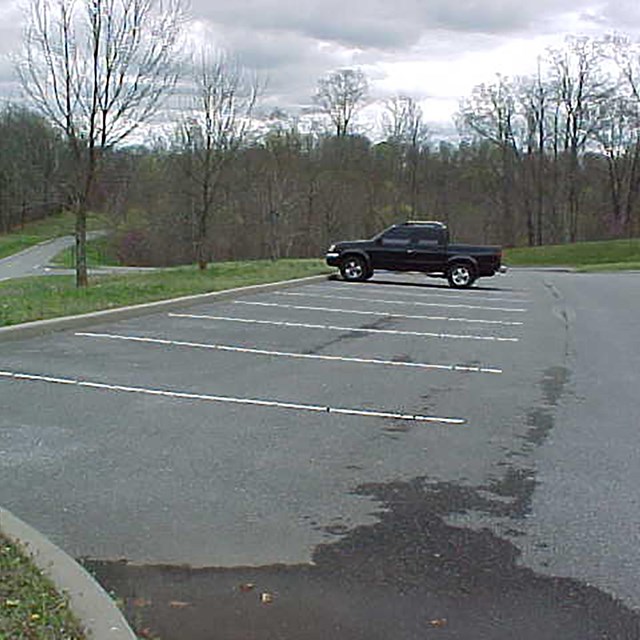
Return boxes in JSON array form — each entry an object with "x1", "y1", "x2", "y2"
[
  {"x1": 0, "y1": 105, "x2": 63, "y2": 232},
  {"x1": 592, "y1": 94, "x2": 640, "y2": 235},
  {"x1": 547, "y1": 36, "x2": 612, "y2": 242},
  {"x1": 16, "y1": 0, "x2": 183, "y2": 286},
  {"x1": 382, "y1": 95, "x2": 429, "y2": 216},
  {"x1": 457, "y1": 75, "x2": 524, "y2": 245},
  {"x1": 517, "y1": 63, "x2": 553, "y2": 246},
  {"x1": 608, "y1": 34, "x2": 640, "y2": 104},
  {"x1": 314, "y1": 68, "x2": 369, "y2": 137},
  {"x1": 605, "y1": 35, "x2": 640, "y2": 235},
  {"x1": 382, "y1": 96, "x2": 427, "y2": 145},
  {"x1": 178, "y1": 49, "x2": 259, "y2": 270}
]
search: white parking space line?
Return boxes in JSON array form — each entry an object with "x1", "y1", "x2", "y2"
[
  {"x1": 234, "y1": 300, "x2": 524, "y2": 327},
  {"x1": 76, "y1": 332, "x2": 504, "y2": 375},
  {"x1": 275, "y1": 291, "x2": 527, "y2": 313},
  {"x1": 307, "y1": 283, "x2": 529, "y2": 303},
  {"x1": 0, "y1": 370, "x2": 466, "y2": 425},
  {"x1": 169, "y1": 313, "x2": 519, "y2": 343}
]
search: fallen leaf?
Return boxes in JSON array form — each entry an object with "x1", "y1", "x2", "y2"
[
  {"x1": 429, "y1": 618, "x2": 448, "y2": 628},
  {"x1": 132, "y1": 597, "x2": 152, "y2": 608}
]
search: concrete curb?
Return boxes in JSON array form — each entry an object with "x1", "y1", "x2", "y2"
[
  {"x1": 0, "y1": 506, "x2": 136, "y2": 640},
  {"x1": 505, "y1": 266, "x2": 577, "y2": 273},
  {"x1": 0, "y1": 273, "x2": 331, "y2": 342}
]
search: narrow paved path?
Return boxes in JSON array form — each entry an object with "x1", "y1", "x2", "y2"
[
  {"x1": 0, "y1": 236, "x2": 76, "y2": 281},
  {"x1": 0, "y1": 232, "x2": 153, "y2": 281}
]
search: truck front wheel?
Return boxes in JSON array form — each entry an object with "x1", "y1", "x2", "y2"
[
  {"x1": 447, "y1": 263, "x2": 475, "y2": 289},
  {"x1": 339, "y1": 255, "x2": 371, "y2": 282}
]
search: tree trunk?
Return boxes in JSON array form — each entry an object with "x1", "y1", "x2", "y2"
[{"x1": 75, "y1": 203, "x2": 88, "y2": 287}]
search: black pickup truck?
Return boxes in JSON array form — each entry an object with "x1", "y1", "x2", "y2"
[{"x1": 325, "y1": 221, "x2": 505, "y2": 288}]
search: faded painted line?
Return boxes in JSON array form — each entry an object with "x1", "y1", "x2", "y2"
[
  {"x1": 169, "y1": 313, "x2": 519, "y2": 343},
  {"x1": 307, "y1": 283, "x2": 529, "y2": 303},
  {"x1": 76, "y1": 332, "x2": 503, "y2": 375},
  {"x1": 234, "y1": 300, "x2": 524, "y2": 327},
  {"x1": 0, "y1": 370, "x2": 466, "y2": 425},
  {"x1": 275, "y1": 291, "x2": 527, "y2": 313}
]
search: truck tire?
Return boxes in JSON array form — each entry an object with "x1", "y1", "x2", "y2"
[
  {"x1": 447, "y1": 262, "x2": 475, "y2": 289},
  {"x1": 339, "y1": 255, "x2": 370, "y2": 282}
]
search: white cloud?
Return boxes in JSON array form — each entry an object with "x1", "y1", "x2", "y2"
[{"x1": 0, "y1": 0, "x2": 23, "y2": 102}]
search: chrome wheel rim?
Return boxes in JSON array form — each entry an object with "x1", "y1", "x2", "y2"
[
  {"x1": 344, "y1": 259, "x2": 364, "y2": 279},
  {"x1": 451, "y1": 266, "x2": 471, "y2": 286}
]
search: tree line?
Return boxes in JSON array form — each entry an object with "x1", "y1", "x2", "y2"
[{"x1": 2, "y1": 2, "x2": 640, "y2": 277}]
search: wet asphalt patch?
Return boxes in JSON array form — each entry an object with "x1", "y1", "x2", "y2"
[
  {"x1": 84, "y1": 310, "x2": 640, "y2": 640},
  {"x1": 86, "y1": 473, "x2": 640, "y2": 639}
]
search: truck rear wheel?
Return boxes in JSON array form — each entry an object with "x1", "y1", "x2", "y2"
[{"x1": 447, "y1": 263, "x2": 475, "y2": 289}]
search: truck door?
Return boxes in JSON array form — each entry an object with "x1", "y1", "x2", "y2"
[
  {"x1": 405, "y1": 227, "x2": 446, "y2": 272},
  {"x1": 369, "y1": 226, "x2": 415, "y2": 270}
]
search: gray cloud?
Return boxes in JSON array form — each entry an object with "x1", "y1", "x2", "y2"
[
  {"x1": 591, "y1": 0, "x2": 640, "y2": 29},
  {"x1": 2, "y1": 0, "x2": 640, "y2": 127},
  {"x1": 192, "y1": 0, "x2": 591, "y2": 51}
]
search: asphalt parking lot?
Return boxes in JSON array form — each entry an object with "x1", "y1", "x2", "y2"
[
  {"x1": 0, "y1": 272, "x2": 545, "y2": 562},
  {"x1": 2, "y1": 269, "x2": 639, "y2": 638}
]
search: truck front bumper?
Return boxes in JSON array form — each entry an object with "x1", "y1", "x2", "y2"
[{"x1": 325, "y1": 252, "x2": 341, "y2": 267}]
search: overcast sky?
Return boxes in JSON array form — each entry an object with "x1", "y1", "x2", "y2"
[{"x1": 2, "y1": 0, "x2": 640, "y2": 137}]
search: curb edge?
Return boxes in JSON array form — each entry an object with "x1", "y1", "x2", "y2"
[
  {"x1": 0, "y1": 273, "x2": 332, "y2": 342},
  {"x1": 0, "y1": 506, "x2": 136, "y2": 640}
]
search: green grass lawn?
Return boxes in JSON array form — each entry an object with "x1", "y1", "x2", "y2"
[
  {"x1": 0, "y1": 212, "x2": 106, "y2": 260},
  {"x1": 0, "y1": 259, "x2": 330, "y2": 327},
  {"x1": 52, "y1": 235, "x2": 120, "y2": 268},
  {"x1": 504, "y1": 238, "x2": 640, "y2": 271},
  {"x1": 0, "y1": 533, "x2": 86, "y2": 640}
]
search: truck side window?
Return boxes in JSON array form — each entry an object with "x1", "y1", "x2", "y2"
[
  {"x1": 414, "y1": 228, "x2": 444, "y2": 247},
  {"x1": 380, "y1": 227, "x2": 413, "y2": 247}
]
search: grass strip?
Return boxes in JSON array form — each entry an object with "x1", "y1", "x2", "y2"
[
  {"x1": 51, "y1": 235, "x2": 119, "y2": 268},
  {"x1": 0, "y1": 259, "x2": 330, "y2": 327},
  {"x1": 0, "y1": 533, "x2": 86, "y2": 640},
  {"x1": 576, "y1": 261, "x2": 640, "y2": 272},
  {"x1": 0, "y1": 212, "x2": 106, "y2": 261},
  {"x1": 504, "y1": 238, "x2": 640, "y2": 268}
]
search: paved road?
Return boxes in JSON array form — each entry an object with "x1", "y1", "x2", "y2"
[
  {"x1": 0, "y1": 236, "x2": 76, "y2": 281},
  {"x1": 0, "y1": 231, "x2": 146, "y2": 282},
  {"x1": 1, "y1": 270, "x2": 639, "y2": 638}
]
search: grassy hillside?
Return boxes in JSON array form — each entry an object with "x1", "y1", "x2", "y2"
[{"x1": 504, "y1": 238, "x2": 640, "y2": 271}]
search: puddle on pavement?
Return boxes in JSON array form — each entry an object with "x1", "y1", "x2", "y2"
[
  {"x1": 84, "y1": 473, "x2": 640, "y2": 640},
  {"x1": 84, "y1": 353, "x2": 633, "y2": 638}
]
